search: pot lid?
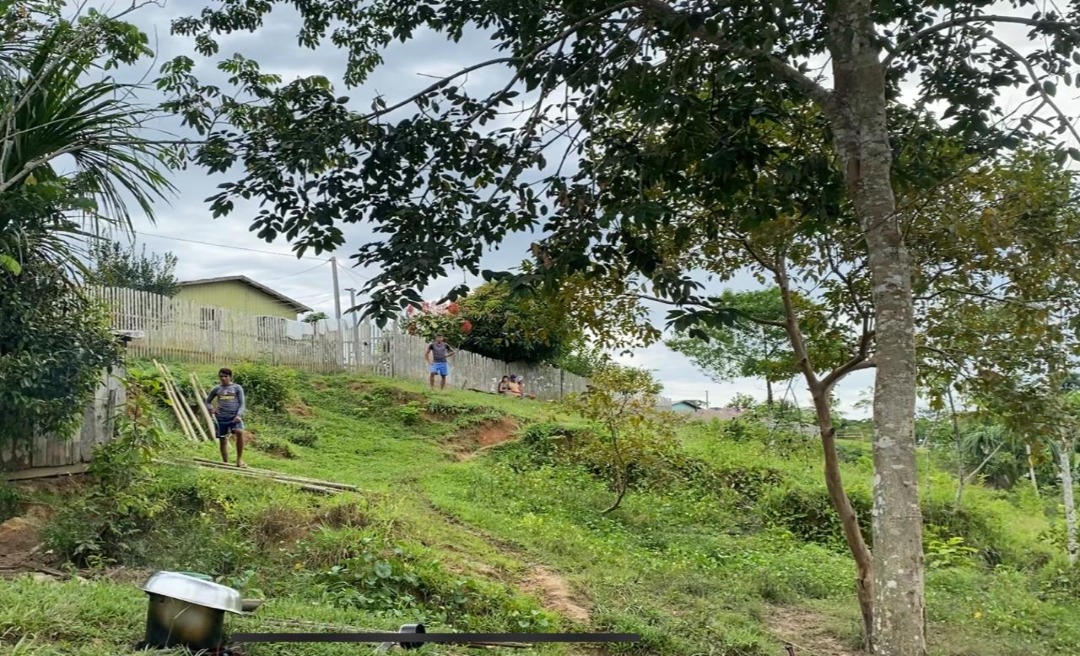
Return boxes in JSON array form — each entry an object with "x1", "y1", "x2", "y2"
[{"x1": 143, "y1": 571, "x2": 243, "y2": 614}]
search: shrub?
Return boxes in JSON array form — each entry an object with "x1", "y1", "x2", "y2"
[
  {"x1": 0, "y1": 483, "x2": 21, "y2": 523},
  {"x1": 232, "y1": 363, "x2": 296, "y2": 413},
  {"x1": 922, "y1": 497, "x2": 1017, "y2": 568},
  {"x1": 759, "y1": 483, "x2": 872, "y2": 549},
  {"x1": 0, "y1": 260, "x2": 122, "y2": 445}
]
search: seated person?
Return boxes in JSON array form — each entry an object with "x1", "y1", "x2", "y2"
[
  {"x1": 507, "y1": 375, "x2": 522, "y2": 397},
  {"x1": 497, "y1": 375, "x2": 511, "y2": 394}
]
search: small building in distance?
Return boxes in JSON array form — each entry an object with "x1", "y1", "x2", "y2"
[
  {"x1": 175, "y1": 275, "x2": 312, "y2": 321},
  {"x1": 671, "y1": 399, "x2": 707, "y2": 413},
  {"x1": 670, "y1": 399, "x2": 744, "y2": 421}
]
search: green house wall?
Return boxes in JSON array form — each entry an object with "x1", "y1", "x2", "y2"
[{"x1": 174, "y1": 280, "x2": 299, "y2": 320}]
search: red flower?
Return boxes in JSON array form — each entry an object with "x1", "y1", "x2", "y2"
[
  {"x1": 447, "y1": 302, "x2": 460, "y2": 316},
  {"x1": 461, "y1": 319, "x2": 473, "y2": 333}
]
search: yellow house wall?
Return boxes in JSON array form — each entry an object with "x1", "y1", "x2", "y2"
[{"x1": 174, "y1": 280, "x2": 298, "y2": 320}]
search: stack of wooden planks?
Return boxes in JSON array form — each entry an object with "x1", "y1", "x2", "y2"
[{"x1": 161, "y1": 457, "x2": 360, "y2": 496}]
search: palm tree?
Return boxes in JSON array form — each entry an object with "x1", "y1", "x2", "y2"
[{"x1": 0, "y1": 3, "x2": 174, "y2": 276}]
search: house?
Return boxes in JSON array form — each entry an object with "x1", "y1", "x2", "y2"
[
  {"x1": 671, "y1": 399, "x2": 707, "y2": 413},
  {"x1": 670, "y1": 399, "x2": 745, "y2": 422},
  {"x1": 175, "y1": 275, "x2": 312, "y2": 321}
]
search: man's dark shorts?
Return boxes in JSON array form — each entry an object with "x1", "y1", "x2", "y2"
[{"x1": 216, "y1": 416, "x2": 243, "y2": 439}]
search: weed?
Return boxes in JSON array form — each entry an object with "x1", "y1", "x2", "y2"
[
  {"x1": 0, "y1": 483, "x2": 21, "y2": 523},
  {"x1": 233, "y1": 362, "x2": 297, "y2": 413},
  {"x1": 926, "y1": 536, "x2": 979, "y2": 569}
]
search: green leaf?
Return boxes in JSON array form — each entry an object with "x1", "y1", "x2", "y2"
[{"x1": 0, "y1": 255, "x2": 22, "y2": 275}]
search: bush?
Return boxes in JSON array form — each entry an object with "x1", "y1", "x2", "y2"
[
  {"x1": 232, "y1": 363, "x2": 296, "y2": 413},
  {"x1": 0, "y1": 483, "x2": 21, "y2": 523},
  {"x1": 0, "y1": 260, "x2": 122, "y2": 445},
  {"x1": 759, "y1": 483, "x2": 872, "y2": 549}
]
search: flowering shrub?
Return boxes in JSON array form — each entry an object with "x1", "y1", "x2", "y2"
[{"x1": 402, "y1": 301, "x2": 472, "y2": 342}]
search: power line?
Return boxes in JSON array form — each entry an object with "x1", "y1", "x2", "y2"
[
  {"x1": 338, "y1": 262, "x2": 371, "y2": 284},
  {"x1": 133, "y1": 231, "x2": 329, "y2": 261},
  {"x1": 262, "y1": 260, "x2": 330, "y2": 282}
]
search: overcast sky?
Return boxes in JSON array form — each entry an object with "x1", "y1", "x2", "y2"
[{"x1": 77, "y1": 0, "x2": 1066, "y2": 418}]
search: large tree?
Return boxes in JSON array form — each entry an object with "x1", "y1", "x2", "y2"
[{"x1": 162, "y1": 3, "x2": 1080, "y2": 654}]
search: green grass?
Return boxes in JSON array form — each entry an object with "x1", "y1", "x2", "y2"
[{"x1": 2, "y1": 360, "x2": 1079, "y2": 655}]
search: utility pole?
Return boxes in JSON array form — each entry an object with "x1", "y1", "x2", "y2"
[
  {"x1": 331, "y1": 256, "x2": 344, "y2": 367},
  {"x1": 345, "y1": 287, "x2": 360, "y2": 368}
]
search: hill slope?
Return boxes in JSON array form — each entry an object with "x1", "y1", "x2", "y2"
[{"x1": 1, "y1": 362, "x2": 1078, "y2": 655}]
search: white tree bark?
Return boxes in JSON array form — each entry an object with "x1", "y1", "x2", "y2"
[
  {"x1": 1027, "y1": 443, "x2": 1041, "y2": 498},
  {"x1": 1060, "y1": 437, "x2": 1077, "y2": 566}
]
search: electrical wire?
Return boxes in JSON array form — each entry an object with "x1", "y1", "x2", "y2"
[
  {"x1": 261, "y1": 260, "x2": 330, "y2": 282},
  {"x1": 133, "y1": 231, "x2": 329, "y2": 261}
]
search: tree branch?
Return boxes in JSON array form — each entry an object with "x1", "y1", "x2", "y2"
[
  {"x1": 775, "y1": 260, "x2": 820, "y2": 388},
  {"x1": 632, "y1": 0, "x2": 834, "y2": 110},
  {"x1": 633, "y1": 292, "x2": 788, "y2": 328},
  {"x1": 981, "y1": 32, "x2": 1080, "y2": 148},
  {"x1": 822, "y1": 324, "x2": 875, "y2": 391},
  {"x1": 915, "y1": 286, "x2": 1048, "y2": 307},
  {"x1": 884, "y1": 14, "x2": 1080, "y2": 69}
]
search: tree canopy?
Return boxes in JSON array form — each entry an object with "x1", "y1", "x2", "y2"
[{"x1": 85, "y1": 240, "x2": 180, "y2": 297}]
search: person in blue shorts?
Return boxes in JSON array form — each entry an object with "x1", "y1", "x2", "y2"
[
  {"x1": 205, "y1": 367, "x2": 247, "y2": 467},
  {"x1": 425, "y1": 334, "x2": 455, "y2": 389}
]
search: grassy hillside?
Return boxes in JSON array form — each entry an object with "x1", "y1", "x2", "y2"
[{"x1": 1, "y1": 361, "x2": 1078, "y2": 655}]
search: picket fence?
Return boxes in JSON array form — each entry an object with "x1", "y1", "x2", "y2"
[{"x1": 87, "y1": 286, "x2": 589, "y2": 401}]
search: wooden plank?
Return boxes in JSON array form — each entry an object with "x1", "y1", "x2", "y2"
[{"x1": 3, "y1": 463, "x2": 91, "y2": 481}]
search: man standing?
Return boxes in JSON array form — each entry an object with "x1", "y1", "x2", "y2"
[
  {"x1": 205, "y1": 367, "x2": 247, "y2": 467},
  {"x1": 425, "y1": 334, "x2": 455, "y2": 389}
]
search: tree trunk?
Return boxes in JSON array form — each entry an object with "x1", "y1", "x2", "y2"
[
  {"x1": 1027, "y1": 443, "x2": 1041, "y2": 498},
  {"x1": 948, "y1": 388, "x2": 965, "y2": 507},
  {"x1": 1059, "y1": 436, "x2": 1077, "y2": 566},
  {"x1": 810, "y1": 385, "x2": 875, "y2": 647},
  {"x1": 766, "y1": 378, "x2": 774, "y2": 406},
  {"x1": 825, "y1": 2, "x2": 926, "y2": 654},
  {"x1": 774, "y1": 266, "x2": 875, "y2": 647}
]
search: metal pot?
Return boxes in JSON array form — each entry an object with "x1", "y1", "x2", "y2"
[{"x1": 142, "y1": 571, "x2": 242, "y2": 651}]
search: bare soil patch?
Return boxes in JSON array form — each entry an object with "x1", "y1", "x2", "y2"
[
  {"x1": 765, "y1": 606, "x2": 863, "y2": 656},
  {"x1": 0, "y1": 499, "x2": 58, "y2": 572},
  {"x1": 287, "y1": 401, "x2": 314, "y2": 417},
  {"x1": 443, "y1": 418, "x2": 518, "y2": 460},
  {"x1": 521, "y1": 566, "x2": 591, "y2": 624}
]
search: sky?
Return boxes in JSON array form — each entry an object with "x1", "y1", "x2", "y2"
[{"x1": 72, "y1": 0, "x2": 1064, "y2": 418}]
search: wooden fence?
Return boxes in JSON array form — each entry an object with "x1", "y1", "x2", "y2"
[
  {"x1": 87, "y1": 286, "x2": 589, "y2": 401},
  {"x1": 1, "y1": 367, "x2": 126, "y2": 476}
]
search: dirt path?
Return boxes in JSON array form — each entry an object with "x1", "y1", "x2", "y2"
[
  {"x1": 419, "y1": 498, "x2": 593, "y2": 625},
  {"x1": 765, "y1": 606, "x2": 864, "y2": 656},
  {"x1": 521, "y1": 566, "x2": 592, "y2": 624}
]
